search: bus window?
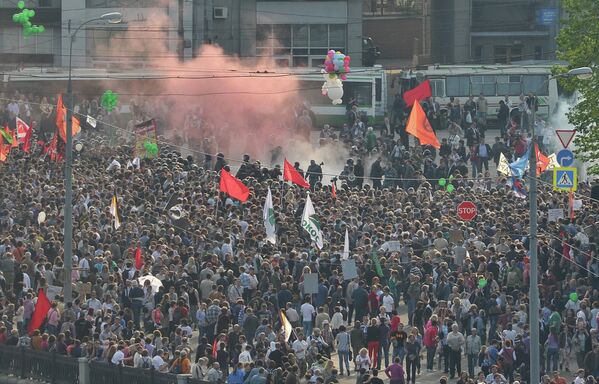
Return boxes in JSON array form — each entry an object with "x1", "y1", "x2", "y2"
[
  {"x1": 471, "y1": 75, "x2": 496, "y2": 96},
  {"x1": 375, "y1": 78, "x2": 382, "y2": 102},
  {"x1": 446, "y1": 76, "x2": 470, "y2": 97},
  {"x1": 522, "y1": 75, "x2": 549, "y2": 96},
  {"x1": 429, "y1": 79, "x2": 445, "y2": 97},
  {"x1": 343, "y1": 82, "x2": 373, "y2": 107},
  {"x1": 496, "y1": 75, "x2": 521, "y2": 96}
]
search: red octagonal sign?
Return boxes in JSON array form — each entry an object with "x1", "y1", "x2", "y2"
[{"x1": 457, "y1": 201, "x2": 477, "y2": 221}]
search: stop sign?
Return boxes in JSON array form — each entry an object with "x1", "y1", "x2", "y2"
[{"x1": 457, "y1": 201, "x2": 477, "y2": 221}]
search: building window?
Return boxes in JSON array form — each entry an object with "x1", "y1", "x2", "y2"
[
  {"x1": 256, "y1": 24, "x2": 347, "y2": 67},
  {"x1": 494, "y1": 46, "x2": 522, "y2": 64},
  {"x1": 534, "y1": 46, "x2": 543, "y2": 60}
]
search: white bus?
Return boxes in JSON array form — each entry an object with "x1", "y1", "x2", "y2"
[
  {"x1": 394, "y1": 64, "x2": 560, "y2": 119},
  {"x1": 295, "y1": 66, "x2": 387, "y2": 126}
]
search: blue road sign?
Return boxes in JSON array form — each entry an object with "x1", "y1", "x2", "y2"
[
  {"x1": 553, "y1": 167, "x2": 577, "y2": 191},
  {"x1": 556, "y1": 149, "x2": 574, "y2": 167}
]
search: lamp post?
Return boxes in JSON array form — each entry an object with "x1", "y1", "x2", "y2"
[
  {"x1": 64, "y1": 12, "x2": 122, "y2": 304},
  {"x1": 528, "y1": 65, "x2": 592, "y2": 384}
]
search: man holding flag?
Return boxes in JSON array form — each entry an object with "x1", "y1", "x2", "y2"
[{"x1": 301, "y1": 194, "x2": 323, "y2": 249}]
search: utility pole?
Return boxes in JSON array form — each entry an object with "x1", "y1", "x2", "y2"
[{"x1": 529, "y1": 96, "x2": 540, "y2": 384}]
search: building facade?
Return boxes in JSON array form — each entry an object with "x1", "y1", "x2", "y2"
[{"x1": 430, "y1": 0, "x2": 560, "y2": 65}]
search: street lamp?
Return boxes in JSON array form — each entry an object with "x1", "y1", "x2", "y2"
[
  {"x1": 63, "y1": 12, "x2": 122, "y2": 304},
  {"x1": 528, "y1": 66, "x2": 592, "y2": 384}
]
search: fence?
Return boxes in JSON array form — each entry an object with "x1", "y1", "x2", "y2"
[{"x1": 0, "y1": 345, "x2": 211, "y2": 384}]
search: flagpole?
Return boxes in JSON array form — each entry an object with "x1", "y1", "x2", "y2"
[
  {"x1": 280, "y1": 180, "x2": 285, "y2": 213},
  {"x1": 214, "y1": 173, "x2": 219, "y2": 219}
]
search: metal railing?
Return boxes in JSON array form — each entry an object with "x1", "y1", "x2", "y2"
[
  {"x1": 0, "y1": 344, "x2": 211, "y2": 384},
  {"x1": 0, "y1": 344, "x2": 79, "y2": 384}
]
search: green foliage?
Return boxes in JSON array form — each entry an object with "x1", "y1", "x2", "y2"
[{"x1": 555, "y1": 0, "x2": 599, "y2": 174}]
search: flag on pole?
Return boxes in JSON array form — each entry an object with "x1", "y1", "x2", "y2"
[
  {"x1": 134, "y1": 246, "x2": 143, "y2": 270},
  {"x1": 371, "y1": 249, "x2": 384, "y2": 277},
  {"x1": 0, "y1": 134, "x2": 9, "y2": 162},
  {"x1": 56, "y1": 94, "x2": 81, "y2": 142},
  {"x1": 212, "y1": 339, "x2": 218, "y2": 358},
  {"x1": 109, "y1": 193, "x2": 122, "y2": 230},
  {"x1": 301, "y1": 194, "x2": 323, "y2": 249},
  {"x1": 263, "y1": 187, "x2": 276, "y2": 244},
  {"x1": 283, "y1": 159, "x2": 310, "y2": 189},
  {"x1": 28, "y1": 289, "x2": 52, "y2": 335},
  {"x1": 86, "y1": 115, "x2": 97, "y2": 128},
  {"x1": 219, "y1": 169, "x2": 250, "y2": 202},
  {"x1": 16, "y1": 117, "x2": 30, "y2": 141},
  {"x1": 405, "y1": 101, "x2": 440, "y2": 149},
  {"x1": 535, "y1": 143, "x2": 550, "y2": 174},
  {"x1": 403, "y1": 80, "x2": 432, "y2": 107},
  {"x1": 341, "y1": 228, "x2": 350, "y2": 260},
  {"x1": 280, "y1": 310, "x2": 293, "y2": 342},
  {"x1": 509, "y1": 143, "x2": 531, "y2": 179},
  {"x1": 497, "y1": 152, "x2": 512, "y2": 176},
  {"x1": 0, "y1": 125, "x2": 14, "y2": 145},
  {"x1": 331, "y1": 182, "x2": 337, "y2": 199}
]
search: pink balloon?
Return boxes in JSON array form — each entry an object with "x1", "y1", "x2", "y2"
[
  {"x1": 327, "y1": 50, "x2": 335, "y2": 57},
  {"x1": 341, "y1": 74, "x2": 347, "y2": 81}
]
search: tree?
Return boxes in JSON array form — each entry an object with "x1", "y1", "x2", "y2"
[{"x1": 555, "y1": 0, "x2": 599, "y2": 174}]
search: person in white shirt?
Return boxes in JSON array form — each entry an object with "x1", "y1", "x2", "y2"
[
  {"x1": 292, "y1": 334, "x2": 308, "y2": 375},
  {"x1": 79, "y1": 256, "x2": 90, "y2": 279},
  {"x1": 285, "y1": 303, "x2": 300, "y2": 325},
  {"x1": 238, "y1": 345, "x2": 253, "y2": 364},
  {"x1": 300, "y1": 298, "x2": 315, "y2": 336},
  {"x1": 111, "y1": 345, "x2": 125, "y2": 365},
  {"x1": 152, "y1": 349, "x2": 169, "y2": 372},
  {"x1": 381, "y1": 288, "x2": 395, "y2": 315},
  {"x1": 330, "y1": 306, "x2": 345, "y2": 333}
]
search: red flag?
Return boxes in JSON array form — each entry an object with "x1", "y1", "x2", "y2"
[
  {"x1": 403, "y1": 80, "x2": 432, "y2": 107},
  {"x1": 22, "y1": 123, "x2": 33, "y2": 153},
  {"x1": 212, "y1": 339, "x2": 218, "y2": 358},
  {"x1": 535, "y1": 143, "x2": 550, "y2": 174},
  {"x1": 10, "y1": 129, "x2": 18, "y2": 148},
  {"x1": 331, "y1": 182, "x2": 337, "y2": 199},
  {"x1": 219, "y1": 169, "x2": 250, "y2": 202},
  {"x1": 283, "y1": 159, "x2": 310, "y2": 189},
  {"x1": 405, "y1": 101, "x2": 440, "y2": 149},
  {"x1": 28, "y1": 289, "x2": 52, "y2": 335},
  {"x1": 134, "y1": 246, "x2": 143, "y2": 270},
  {"x1": 56, "y1": 94, "x2": 64, "y2": 133},
  {"x1": 16, "y1": 117, "x2": 30, "y2": 142}
]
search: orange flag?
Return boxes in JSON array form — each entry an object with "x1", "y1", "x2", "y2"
[
  {"x1": 56, "y1": 94, "x2": 81, "y2": 142},
  {"x1": 535, "y1": 143, "x2": 550, "y2": 174},
  {"x1": 405, "y1": 101, "x2": 440, "y2": 149},
  {"x1": 0, "y1": 135, "x2": 9, "y2": 162}
]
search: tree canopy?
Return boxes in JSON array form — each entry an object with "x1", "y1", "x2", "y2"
[{"x1": 555, "y1": 0, "x2": 599, "y2": 174}]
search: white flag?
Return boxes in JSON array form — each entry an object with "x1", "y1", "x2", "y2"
[
  {"x1": 342, "y1": 227, "x2": 350, "y2": 260},
  {"x1": 86, "y1": 115, "x2": 97, "y2": 128},
  {"x1": 497, "y1": 152, "x2": 513, "y2": 176},
  {"x1": 263, "y1": 187, "x2": 276, "y2": 244},
  {"x1": 301, "y1": 194, "x2": 323, "y2": 249}
]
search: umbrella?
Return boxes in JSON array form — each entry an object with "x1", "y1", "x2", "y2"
[{"x1": 138, "y1": 275, "x2": 163, "y2": 292}]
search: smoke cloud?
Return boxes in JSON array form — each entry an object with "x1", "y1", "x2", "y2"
[{"x1": 96, "y1": 12, "x2": 353, "y2": 171}]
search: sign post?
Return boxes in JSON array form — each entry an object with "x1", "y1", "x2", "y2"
[{"x1": 457, "y1": 201, "x2": 477, "y2": 221}]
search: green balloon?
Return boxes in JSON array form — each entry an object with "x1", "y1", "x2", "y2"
[
  {"x1": 438, "y1": 178, "x2": 446, "y2": 186},
  {"x1": 17, "y1": 0, "x2": 24, "y2": 9},
  {"x1": 24, "y1": 21, "x2": 31, "y2": 27},
  {"x1": 28, "y1": 9, "x2": 35, "y2": 17},
  {"x1": 478, "y1": 278, "x2": 487, "y2": 289},
  {"x1": 38, "y1": 25, "x2": 44, "y2": 32},
  {"x1": 446, "y1": 184, "x2": 455, "y2": 193},
  {"x1": 569, "y1": 292, "x2": 578, "y2": 302},
  {"x1": 12, "y1": 14, "x2": 19, "y2": 22}
]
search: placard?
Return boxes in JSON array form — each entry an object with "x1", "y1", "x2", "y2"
[
  {"x1": 548, "y1": 208, "x2": 564, "y2": 222},
  {"x1": 573, "y1": 199, "x2": 582, "y2": 211},
  {"x1": 341, "y1": 259, "x2": 358, "y2": 280},
  {"x1": 303, "y1": 273, "x2": 319, "y2": 294}
]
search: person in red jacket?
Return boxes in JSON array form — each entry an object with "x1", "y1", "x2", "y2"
[{"x1": 423, "y1": 316, "x2": 439, "y2": 372}]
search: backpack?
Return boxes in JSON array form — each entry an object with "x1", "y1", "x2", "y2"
[{"x1": 141, "y1": 357, "x2": 152, "y2": 369}]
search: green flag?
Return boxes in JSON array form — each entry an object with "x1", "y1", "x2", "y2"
[
  {"x1": 0, "y1": 128, "x2": 13, "y2": 144},
  {"x1": 371, "y1": 249, "x2": 384, "y2": 277},
  {"x1": 301, "y1": 193, "x2": 323, "y2": 249},
  {"x1": 263, "y1": 187, "x2": 276, "y2": 244}
]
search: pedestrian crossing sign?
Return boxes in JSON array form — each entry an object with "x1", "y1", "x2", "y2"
[{"x1": 553, "y1": 167, "x2": 577, "y2": 191}]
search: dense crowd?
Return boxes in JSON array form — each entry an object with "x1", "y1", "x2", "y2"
[{"x1": 0, "y1": 89, "x2": 599, "y2": 384}]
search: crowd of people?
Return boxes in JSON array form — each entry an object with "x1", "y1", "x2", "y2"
[{"x1": 0, "y1": 89, "x2": 598, "y2": 384}]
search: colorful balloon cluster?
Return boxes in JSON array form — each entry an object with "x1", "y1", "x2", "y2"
[
  {"x1": 324, "y1": 50, "x2": 351, "y2": 80},
  {"x1": 13, "y1": 1, "x2": 45, "y2": 37},
  {"x1": 101, "y1": 90, "x2": 119, "y2": 112}
]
